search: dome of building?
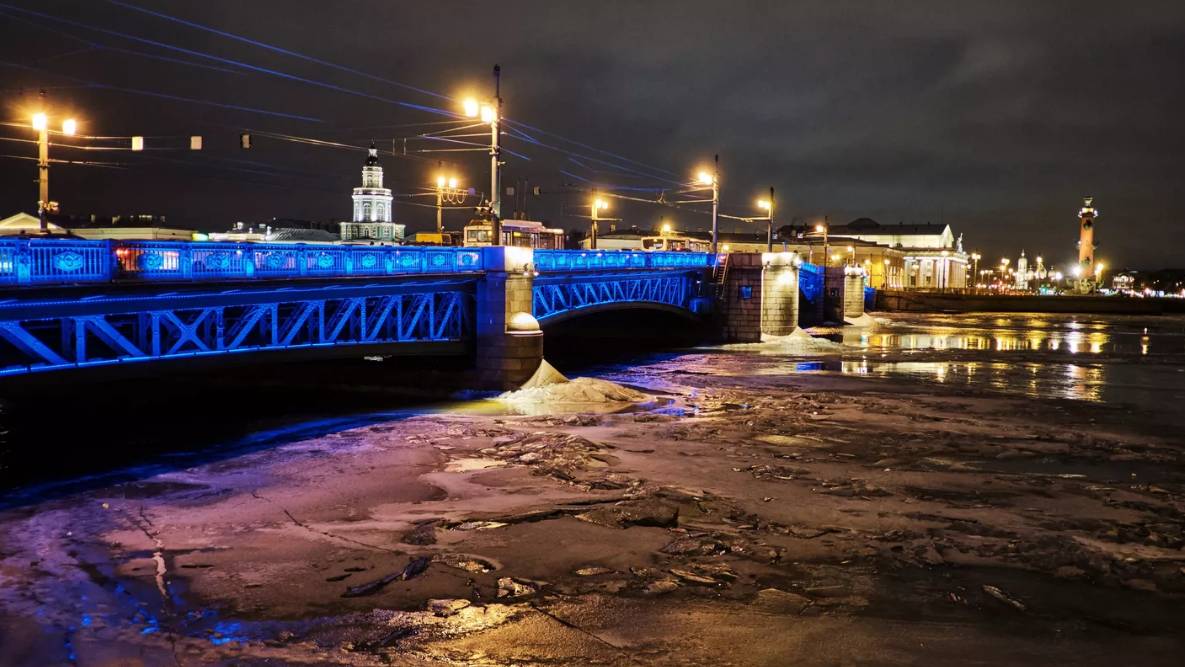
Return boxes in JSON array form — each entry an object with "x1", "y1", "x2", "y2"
[{"x1": 364, "y1": 142, "x2": 381, "y2": 167}]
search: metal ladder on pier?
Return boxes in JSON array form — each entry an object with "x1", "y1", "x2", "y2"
[{"x1": 712, "y1": 253, "x2": 730, "y2": 299}]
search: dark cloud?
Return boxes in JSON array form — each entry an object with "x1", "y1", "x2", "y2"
[{"x1": 1, "y1": 0, "x2": 1183, "y2": 268}]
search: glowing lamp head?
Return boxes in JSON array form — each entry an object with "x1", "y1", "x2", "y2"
[
  {"x1": 480, "y1": 104, "x2": 497, "y2": 123},
  {"x1": 436, "y1": 176, "x2": 447, "y2": 188},
  {"x1": 462, "y1": 99, "x2": 480, "y2": 118},
  {"x1": 1001, "y1": 258, "x2": 1010, "y2": 266},
  {"x1": 662, "y1": 223, "x2": 671, "y2": 233},
  {"x1": 757, "y1": 199, "x2": 770, "y2": 210},
  {"x1": 698, "y1": 172, "x2": 713, "y2": 185},
  {"x1": 722, "y1": 245, "x2": 730, "y2": 252},
  {"x1": 883, "y1": 258, "x2": 890, "y2": 265},
  {"x1": 1036, "y1": 256, "x2": 1043, "y2": 264},
  {"x1": 815, "y1": 224, "x2": 825, "y2": 233},
  {"x1": 62, "y1": 119, "x2": 76, "y2": 136},
  {"x1": 594, "y1": 199, "x2": 608, "y2": 210},
  {"x1": 448, "y1": 177, "x2": 457, "y2": 189},
  {"x1": 32, "y1": 112, "x2": 47, "y2": 131},
  {"x1": 1073, "y1": 266, "x2": 1082, "y2": 277}
]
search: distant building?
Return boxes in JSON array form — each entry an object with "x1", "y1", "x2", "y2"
[
  {"x1": 780, "y1": 218, "x2": 968, "y2": 289},
  {"x1": 211, "y1": 219, "x2": 340, "y2": 244},
  {"x1": 0, "y1": 212, "x2": 65, "y2": 235},
  {"x1": 0, "y1": 212, "x2": 194, "y2": 240},
  {"x1": 340, "y1": 143, "x2": 405, "y2": 243}
]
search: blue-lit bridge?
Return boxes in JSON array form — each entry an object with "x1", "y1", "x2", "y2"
[{"x1": 0, "y1": 239, "x2": 715, "y2": 385}]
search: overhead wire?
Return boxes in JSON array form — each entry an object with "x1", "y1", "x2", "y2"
[
  {"x1": 0, "y1": 4, "x2": 455, "y2": 118},
  {"x1": 0, "y1": 59, "x2": 324, "y2": 123},
  {"x1": 51, "y1": 3, "x2": 687, "y2": 187},
  {"x1": 5, "y1": 3, "x2": 747, "y2": 222},
  {"x1": 6, "y1": 3, "x2": 690, "y2": 196},
  {"x1": 100, "y1": 0, "x2": 453, "y2": 102},
  {"x1": 0, "y1": 8, "x2": 248, "y2": 76}
]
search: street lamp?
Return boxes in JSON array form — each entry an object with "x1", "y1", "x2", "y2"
[
  {"x1": 31, "y1": 110, "x2": 77, "y2": 233},
  {"x1": 434, "y1": 175, "x2": 465, "y2": 234},
  {"x1": 589, "y1": 197, "x2": 608, "y2": 250},
  {"x1": 814, "y1": 218, "x2": 829, "y2": 267},
  {"x1": 462, "y1": 64, "x2": 503, "y2": 244},
  {"x1": 696, "y1": 155, "x2": 720, "y2": 254},
  {"x1": 970, "y1": 252, "x2": 981, "y2": 292},
  {"x1": 756, "y1": 187, "x2": 774, "y2": 252}
]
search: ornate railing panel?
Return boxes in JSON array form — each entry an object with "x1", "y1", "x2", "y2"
[
  {"x1": 532, "y1": 272, "x2": 696, "y2": 321},
  {"x1": 534, "y1": 250, "x2": 713, "y2": 272}
]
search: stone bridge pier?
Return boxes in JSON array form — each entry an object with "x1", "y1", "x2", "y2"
[
  {"x1": 475, "y1": 247, "x2": 547, "y2": 391},
  {"x1": 716, "y1": 252, "x2": 804, "y2": 342}
]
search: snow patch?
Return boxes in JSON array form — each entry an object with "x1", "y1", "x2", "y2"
[
  {"x1": 844, "y1": 313, "x2": 876, "y2": 327},
  {"x1": 496, "y1": 377, "x2": 651, "y2": 412}
]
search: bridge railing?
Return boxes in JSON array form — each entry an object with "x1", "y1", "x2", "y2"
[
  {"x1": 0, "y1": 238, "x2": 711, "y2": 287},
  {"x1": 0, "y1": 239, "x2": 489, "y2": 286},
  {"x1": 534, "y1": 250, "x2": 713, "y2": 272}
]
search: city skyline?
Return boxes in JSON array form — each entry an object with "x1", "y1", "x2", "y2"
[{"x1": 1, "y1": 1, "x2": 1183, "y2": 269}]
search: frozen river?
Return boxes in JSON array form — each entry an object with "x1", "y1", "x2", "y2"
[
  {"x1": 2, "y1": 312, "x2": 1183, "y2": 501},
  {"x1": 2, "y1": 311, "x2": 1184, "y2": 666}
]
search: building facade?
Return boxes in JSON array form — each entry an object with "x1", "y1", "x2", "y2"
[{"x1": 341, "y1": 143, "x2": 405, "y2": 243}]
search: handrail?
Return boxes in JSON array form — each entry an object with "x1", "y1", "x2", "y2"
[
  {"x1": 0, "y1": 239, "x2": 714, "y2": 287},
  {"x1": 534, "y1": 249, "x2": 713, "y2": 271}
]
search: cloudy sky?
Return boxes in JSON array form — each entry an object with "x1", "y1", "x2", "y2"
[{"x1": 2, "y1": 0, "x2": 1183, "y2": 268}]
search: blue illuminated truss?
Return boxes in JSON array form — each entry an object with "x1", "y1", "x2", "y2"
[
  {"x1": 0, "y1": 239, "x2": 716, "y2": 377},
  {"x1": 532, "y1": 272, "x2": 697, "y2": 321},
  {"x1": 0, "y1": 281, "x2": 472, "y2": 376}
]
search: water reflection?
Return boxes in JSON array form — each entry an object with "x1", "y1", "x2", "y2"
[
  {"x1": 825, "y1": 312, "x2": 1185, "y2": 356},
  {"x1": 830, "y1": 360, "x2": 1111, "y2": 402}
]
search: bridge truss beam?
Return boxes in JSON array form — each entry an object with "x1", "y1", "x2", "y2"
[
  {"x1": 532, "y1": 272, "x2": 699, "y2": 321},
  {"x1": 0, "y1": 287, "x2": 471, "y2": 376}
]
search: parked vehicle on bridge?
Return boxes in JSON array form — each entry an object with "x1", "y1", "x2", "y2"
[
  {"x1": 462, "y1": 218, "x2": 564, "y2": 249},
  {"x1": 407, "y1": 231, "x2": 463, "y2": 247},
  {"x1": 640, "y1": 235, "x2": 708, "y2": 252}
]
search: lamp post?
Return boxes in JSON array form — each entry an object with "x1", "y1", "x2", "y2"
[
  {"x1": 32, "y1": 111, "x2": 77, "y2": 233},
  {"x1": 757, "y1": 187, "x2": 774, "y2": 252},
  {"x1": 434, "y1": 175, "x2": 463, "y2": 234},
  {"x1": 463, "y1": 64, "x2": 503, "y2": 245},
  {"x1": 698, "y1": 155, "x2": 720, "y2": 254},
  {"x1": 589, "y1": 196, "x2": 608, "y2": 250},
  {"x1": 815, "y1": 218, "x2": 829, "y2": 267},
  {"x1": 970, "y1": 252, "x2": 981, "y2": 292}
]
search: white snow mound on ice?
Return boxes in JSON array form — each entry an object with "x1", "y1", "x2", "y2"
[{"x1": 498, "y1": 377, "x2": 650, "y2": 405}]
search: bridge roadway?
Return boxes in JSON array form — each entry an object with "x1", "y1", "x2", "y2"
[{"x1": 0, "y1": 239, "x2": 713, "y2": 382}]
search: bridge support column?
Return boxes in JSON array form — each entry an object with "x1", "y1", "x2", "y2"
[
  {"x1": 842, "y1": 268, "x2": 867, "y2": 322},
  {"x1": 475, "y1": 246, "x2": 547, "y2": 391},
  {"x1": 760, "y1": 252, "x2": 800, "y2": 337}
]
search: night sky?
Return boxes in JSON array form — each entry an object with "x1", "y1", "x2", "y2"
[{"x1": 1, "y1": 1, "x2": 1183, "y2": 269}]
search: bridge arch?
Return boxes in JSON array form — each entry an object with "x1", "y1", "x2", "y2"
[{"x1": 531, "y1": 270, "x2": 705, "y2": 324}]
